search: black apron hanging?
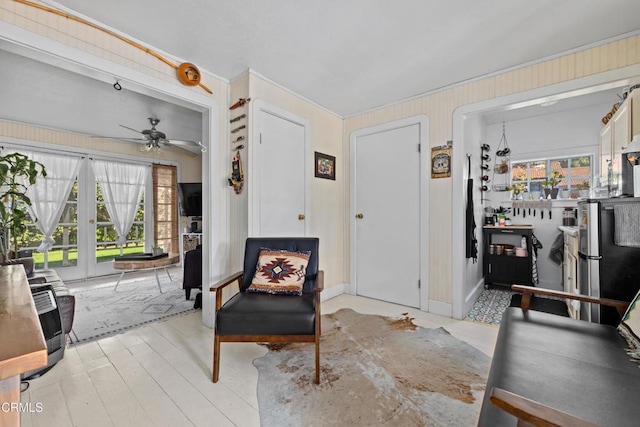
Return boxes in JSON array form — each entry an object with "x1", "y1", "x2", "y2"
[{"x1": 466, "y1": 155, "x2": 478, "y2": 262}]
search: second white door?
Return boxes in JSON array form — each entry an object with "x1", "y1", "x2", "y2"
[{"x1": 354, "y1": 123, "x2": 421, "y2": 307}]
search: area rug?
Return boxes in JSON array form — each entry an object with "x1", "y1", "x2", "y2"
[
  {"x1": 464, "y1": 288, "x2": 515, "y2": 326},
  {"x1": 70, "y1": 270, "x2": 196, "y2": 345},
  {"x1": 253, "y1": 308, "x2": 490, "y2": 426}
]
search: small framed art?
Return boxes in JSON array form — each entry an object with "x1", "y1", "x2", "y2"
[{"x1": 314, "y1": 152, "x2": 336, "y2": 180}]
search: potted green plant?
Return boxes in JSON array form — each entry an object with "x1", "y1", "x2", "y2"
[
  {"x1": 0, "y1": 152, "x2": 47, "y2": 262},
  {"x1": 576, "y1": 181, "x2": 590, "y2": 198},
  {"x1": 512, "y1": 182, "x2": 527, "y2": 200},
  {"x1": 541, "y1": 171, "x2": 563, "y2": 199}
]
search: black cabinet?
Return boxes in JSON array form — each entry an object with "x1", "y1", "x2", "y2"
[{"x1": 483, "y1": 226, "x2": 534, "y2": 288}]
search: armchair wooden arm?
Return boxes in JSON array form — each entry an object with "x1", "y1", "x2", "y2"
[
  {"x1": 490, "y1": 387, "x2": 599, "y2": 427},
  {"x1": 511, "y1": 285, "x2": 630, "y2": 318},
  {"x1": 210, "y1": 271, "x2": 243, "y2": 311},
  {"x1": 315, "y1": 270, "x2": 324, "y2": 293}
]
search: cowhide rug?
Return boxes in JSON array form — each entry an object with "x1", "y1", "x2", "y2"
[{"x1": 253, "y1": 308, "x2": 490, "y2": 426}]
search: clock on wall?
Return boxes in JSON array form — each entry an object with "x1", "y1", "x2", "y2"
[{"x1": 177, "y1": 62, "x2": 201, "y2": 86}]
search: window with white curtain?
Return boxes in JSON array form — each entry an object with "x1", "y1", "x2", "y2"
[
  {"x1": 91, "y1": 159, "x2": 148, "y2": 254},
  {"x1": 8, "y1": 146, "x2": 153, "y2": 271}
]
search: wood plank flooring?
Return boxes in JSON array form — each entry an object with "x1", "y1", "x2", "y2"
[{"x1": 20, "y1": 292, "x2": 498, "y2": 426}]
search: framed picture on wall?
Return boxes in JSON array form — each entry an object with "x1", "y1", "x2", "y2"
[
  {"x1": 314, "y1": 152, "x2": 336, "y2": 180},
  {"x1": 431, "y1": 143, "x2": 452, "y2": 179}
]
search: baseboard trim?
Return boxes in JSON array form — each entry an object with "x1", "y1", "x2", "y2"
[
  {"x1": 321, "y1": 283, "x2": 345, "y2": 302},
  {"x1": 463, "y1": 278, "x2": 486, "y2": 319},
  {"x1": 429, "y1": 299, "x2": 452, "y2": 317}
]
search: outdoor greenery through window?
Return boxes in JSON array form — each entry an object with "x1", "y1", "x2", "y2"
[
  {"x1": 22, "y1": 173, "x2": 145, "y2": 269},
  {"x1": 22, "y1": 182, "x2": 78, "y2": 269},
  {"x1": 511, "y1": 155, "x2": 592, "y2": 193},
  {"x1": 95, "y1": 183, "x2": 145, "y2": 263}
]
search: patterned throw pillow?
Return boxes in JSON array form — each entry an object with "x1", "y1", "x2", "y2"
[
  {"x1": 246, "y1": 248, "x2": 311, "y2": 296},
  {"x1": 617, "y1": 288, "x2": 640, "y2": 362}
]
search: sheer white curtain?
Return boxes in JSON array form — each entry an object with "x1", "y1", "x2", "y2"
[
  {"x1": 24, "y1": 151, "x2": 81, "y2": 253},
  {"x1": 91, "y1": 160, "x2": 147, "y2": 248}
]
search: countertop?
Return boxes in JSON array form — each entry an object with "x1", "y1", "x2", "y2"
[
  {"x1": 0, "y1": 265, "x2": 47, "y2": 381},
  {"x1": 482, "y1": 225, "x2": 534, "y2": 230}
]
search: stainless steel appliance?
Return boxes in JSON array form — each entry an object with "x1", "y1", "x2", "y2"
[
  {"x1": 621, "y1": 152, "x2": 639, "y2": 196},
  {"x1": 578, "y1": 197, "x2": 640, "y2": 325}
]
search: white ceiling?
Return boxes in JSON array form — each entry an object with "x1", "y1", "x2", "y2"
[
  {"x1": 482, "y1": 87, "x2": 623, "y2": 125},
  {"x1": 49, "y1": 0, "x2": 640, "y2": 117},
  {"x1": 2, "y1": 0, "x2": 640, "y2": 147},
  {"x1": 0, "y1": 49, "x2": 203, "y2": 148}
]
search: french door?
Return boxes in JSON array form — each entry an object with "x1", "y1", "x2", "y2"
[{"x1": 26, "y1": 157, "x2": 152, "y2": 281}]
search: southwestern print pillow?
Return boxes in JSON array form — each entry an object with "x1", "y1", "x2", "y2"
[{"x1": 246, "y1": 248, "x2": 311, "y2": 296}]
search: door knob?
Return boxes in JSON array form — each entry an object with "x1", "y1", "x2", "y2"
[
  {"x1": 298, "y1": 214, "x2": 305, "y2": 220},
  {"x1": 356, "y1": 213, "x2": 364, "y2": 219}
]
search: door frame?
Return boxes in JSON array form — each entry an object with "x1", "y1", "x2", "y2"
[
  {"x1": 349, "y1": 115, "x2": 430, "y2": 310},
  {"x1": 250, "y1": 99, "x2": 311, "y2": 237}
]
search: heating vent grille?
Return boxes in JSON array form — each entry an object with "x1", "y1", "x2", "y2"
[{"x1": 32, "y1": 290, "x2": 57, "y2": 315}]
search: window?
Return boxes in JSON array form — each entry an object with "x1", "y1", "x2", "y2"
[
  {"x1": 153, "y1": 164, "x2": 178, "y2": 254},
  {"x1": 511, "y1": 155, "x2": 592, "y2": 192},
  {"x1": 23, "y1": 179, "x2": 79, "y2": 269},
  {"x1": 95, "y1": 182, "x2": 145, "y2": 263}
]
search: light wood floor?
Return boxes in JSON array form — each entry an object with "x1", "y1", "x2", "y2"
[{"x1": 21, "y1": 291, "x2": 498, "y2": 427}]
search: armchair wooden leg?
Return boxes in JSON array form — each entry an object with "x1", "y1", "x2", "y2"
[
  {"x1": 213, "y1": 333, "x2": 220, "y2": 383},
  {"x1": 314, "y1": 336, "x2": 320, "y2": 384}
]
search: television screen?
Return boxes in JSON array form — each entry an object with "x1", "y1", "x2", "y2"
[{"x1": 178, "y1": 183, "x2": 202, "y2": 217}]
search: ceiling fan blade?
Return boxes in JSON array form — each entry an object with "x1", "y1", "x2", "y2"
[
  {"x1": 119, "y1": 124, "x2": 143, "y2": 135},
  {"x1": 161, "y1": 139, "x2": 203, "y2": 154},
  {"x1": 91, "y1": 135, "x2": 149, "y2": 143},
  {"x1": 167, "y1": 139, "x2": 207, "y2": 153}
]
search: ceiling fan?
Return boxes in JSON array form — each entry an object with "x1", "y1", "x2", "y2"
[{"x1": 96, "y1": 117, "x2": 206, "y2": 154}]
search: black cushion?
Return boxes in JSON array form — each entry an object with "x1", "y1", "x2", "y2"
[
  {"x1": 216, "y1": 292, "x2": 315, "y2": 336},
  {"x1": 241, "y1": 237, "x2": 319, "y2": 294},
  {"x1": 183, "y1": 247, "x2": 202, "y2": 290},
  {"x1": 478, "y1": 307, "x2": 640, "y2": 426}
]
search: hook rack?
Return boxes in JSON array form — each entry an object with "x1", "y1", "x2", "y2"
[{"x1": 480, "y1": 143, "x2": 491, "y2": 204}]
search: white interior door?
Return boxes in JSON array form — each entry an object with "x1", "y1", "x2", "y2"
[
  {"x1": 254, "y1": 103, "x2": 308, "y2": 237},
  {"x1": 354, "y1": 124, "x2": 421, "y2": 307}
]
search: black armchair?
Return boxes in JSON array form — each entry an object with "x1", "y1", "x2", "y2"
[
  {"x1": 211, "y1": 237, "x2": 324, "y2": 384},
  {"x1": 182, "y1": 245, "x2": 202, "y2": 300}
]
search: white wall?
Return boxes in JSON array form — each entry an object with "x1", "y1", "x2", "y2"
[
  {"x1": 481, "y1": 101, "x2": 608, "y2": 289},
  {"x1": 462, "y1": 115, "x2": 486, "y2": 312}
]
